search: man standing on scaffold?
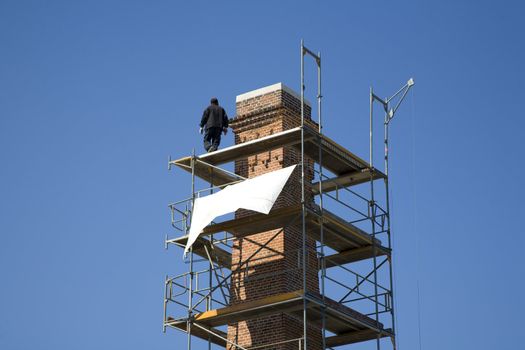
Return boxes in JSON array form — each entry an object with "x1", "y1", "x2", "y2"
[{"x1": 199, "y1": 97, "x2": 229, "y2": 152}]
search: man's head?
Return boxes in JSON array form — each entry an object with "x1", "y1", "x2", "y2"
[{"x1": 210, "y1": 97, "x2": 219, "y2": 105}]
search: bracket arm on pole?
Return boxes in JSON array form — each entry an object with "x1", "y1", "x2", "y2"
[
  {"x1": 302, "y1": 46, "x2": 321, "y2": 64},
  {"x1": 371, "y1": 93, "x2": 388, "y2": 108}
]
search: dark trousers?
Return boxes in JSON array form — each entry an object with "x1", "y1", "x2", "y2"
[{"x1": 203, "y1": 127, "x2": 222, "y2": 152}]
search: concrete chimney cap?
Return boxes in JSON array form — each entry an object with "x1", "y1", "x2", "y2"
[{"x1": 236, "y1": 82, "x2": 311, "y2": 106}]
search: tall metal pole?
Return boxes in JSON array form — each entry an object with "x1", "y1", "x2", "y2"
[
  {"x1": 300, "y1": 39, "x2": 307, "y2": 350},
  {"x1": 187, "y1": 149, "x2": 196, "y2": 350},
  {"x1": 208, "y1": 172, "x2": 214, "y2": 350},
  {"x1": 384, "y1": 115, "x2": 397, "y2": 350},
  {"x1": 316, "y1": 51, "x2": 327, "y2": 350},
  {"x1": 369, "y1": 88, "x2": 381, "y2": 350}
]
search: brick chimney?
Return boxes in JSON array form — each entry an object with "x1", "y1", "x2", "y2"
[{"x1": 227, "y1": 83, "x2": 322, "y2": 350}]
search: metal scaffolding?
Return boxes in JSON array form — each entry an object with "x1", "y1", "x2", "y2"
[{"x1": 163, "y1": 41, "x2": 414, "y2": 350}]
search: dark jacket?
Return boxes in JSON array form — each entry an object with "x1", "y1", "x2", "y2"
[{"x1": 200, "y1": 104, "x2": 229, "y2": 129}]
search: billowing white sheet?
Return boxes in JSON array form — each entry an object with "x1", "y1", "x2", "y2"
[{"x1": 184, "y1": 165, "x2": 297, "y2": 257}]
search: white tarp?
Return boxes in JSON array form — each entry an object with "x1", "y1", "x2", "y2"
[{"x1": 184, "y1": 165, "x2": 297, "y2": 257}]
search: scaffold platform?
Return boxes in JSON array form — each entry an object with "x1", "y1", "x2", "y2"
[
  {"x1": 167, "y1": 203, "x2": 390, "y2": 270},
  {"x1": 170, "y1": 125, "x2": 385, "y2": 190},
  {"x1": 166, "y1": 290, "x2": 392, "y2": 347}
]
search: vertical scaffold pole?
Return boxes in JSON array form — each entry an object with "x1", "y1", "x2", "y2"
[
  {"x1": 208, "y1": 170, "x2": 214, "y2": 350},
  {"x1": 369, "y1": 88, "x2": 381, "y2": 350},
  {"x1": 302, "y1": 40, "x2": 323, "y2": 350},
  {"x1": 187, "y1": 149, "x2": 196, "y2": 350},
  {"x1": 300, "y1": 39, "x2": 307, "y2": 350},
  {"x1": 384, "y1": 113, "x2": 397, "y2": 350},
  {"x1": 316, "y1": 51, "x2": 327, "y2": 350}
]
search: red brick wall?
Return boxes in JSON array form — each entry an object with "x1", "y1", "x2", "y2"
[{"x1": 227, "y1": 87, "x2": 321, "y2": 350}]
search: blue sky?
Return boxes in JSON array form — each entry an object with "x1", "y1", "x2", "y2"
[{"x1": 1, "y1": 1, "x2": 524, "y2": 349}]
